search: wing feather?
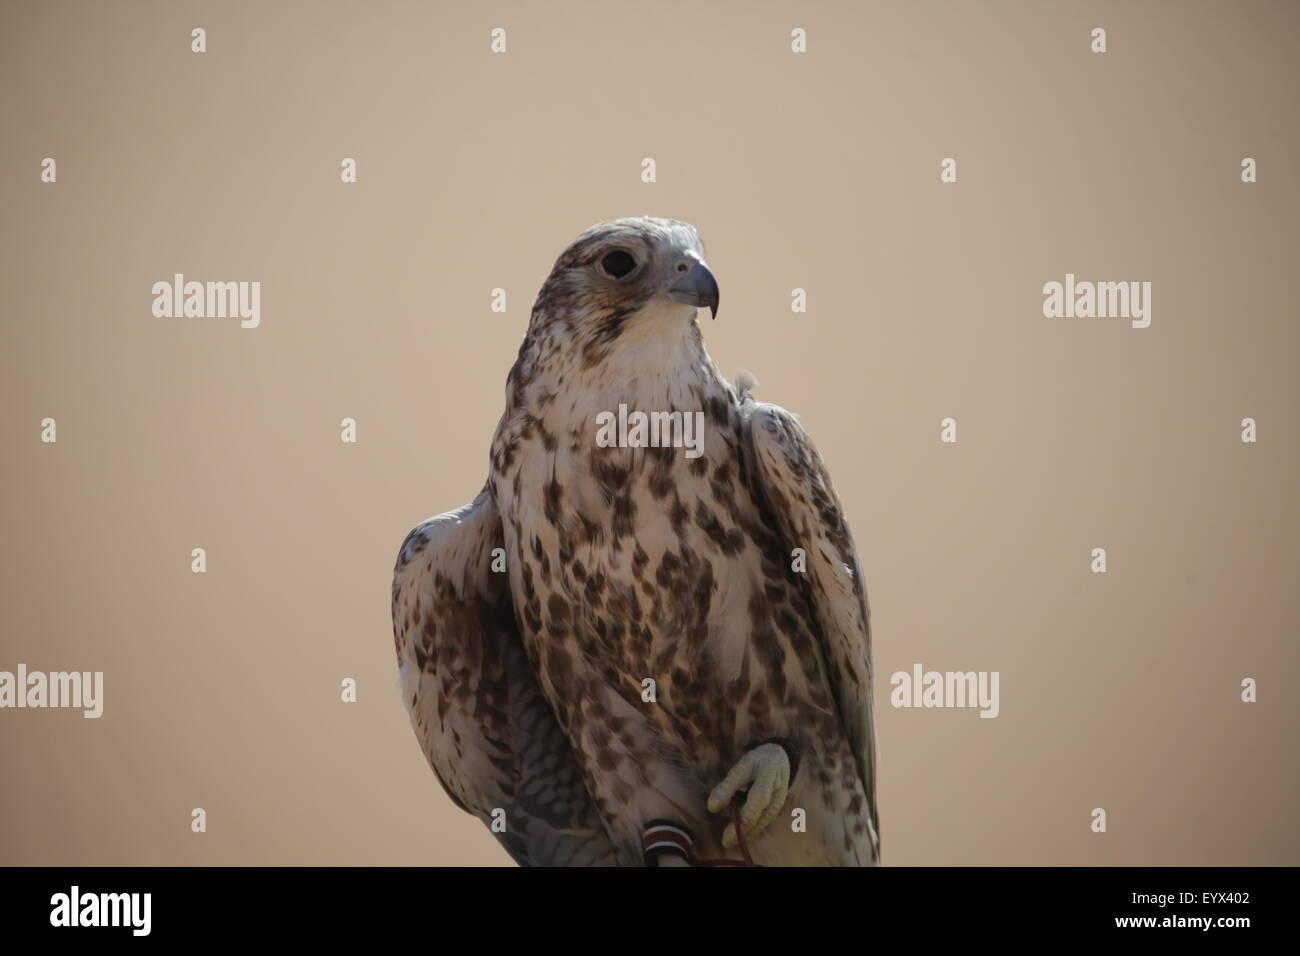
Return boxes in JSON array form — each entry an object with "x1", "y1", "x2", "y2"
[
  {"x1": 741, "y1": 400, "x2": 881, "y2": 860},
  {"x1": 392, "y1": 488, "x2": 625, "y2": 866}
]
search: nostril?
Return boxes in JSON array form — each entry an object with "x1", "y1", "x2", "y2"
[{"x1": 677, "y1": 262, "x2": 690, "y2": 273}]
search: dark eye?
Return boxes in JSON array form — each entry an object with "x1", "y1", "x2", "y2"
[{"x1": 600, "y1": 250, "x2": 637, "y2": 279}]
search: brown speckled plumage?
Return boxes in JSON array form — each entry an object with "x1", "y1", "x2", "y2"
[{"x1": 393, "y1": 218, "x2": 878, "y2": 865}]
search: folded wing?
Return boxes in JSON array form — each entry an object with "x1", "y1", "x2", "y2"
[
  {"x1": 742, "y1": 401, "x2": 881, "y2": 861},
  {"x1": 392, "y1": 488, "x2": 625, "y2": 865}
]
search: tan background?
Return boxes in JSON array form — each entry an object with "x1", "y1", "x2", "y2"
[{"x1": 1, "y1": 0, "x2": 1296, "y2": 866}]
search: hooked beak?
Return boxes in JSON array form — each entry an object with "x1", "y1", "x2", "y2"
[{"x1": 666, "y1": 259, "x2": 719, "y2": 319}]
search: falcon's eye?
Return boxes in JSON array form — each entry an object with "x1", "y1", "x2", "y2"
[{"x1": 600, "y1": 250, "x2": 637, "y2": 279}]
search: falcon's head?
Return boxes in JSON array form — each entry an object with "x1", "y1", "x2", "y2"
[{"x1": 530, "y1": 217, "x2": 720, "y2": 337}]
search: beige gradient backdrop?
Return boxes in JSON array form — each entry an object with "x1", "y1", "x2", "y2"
[{"x1": 1, "y1": 0, "x2": 1296, "y2": 866}]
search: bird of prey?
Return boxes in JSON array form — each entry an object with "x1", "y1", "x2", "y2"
[{"x1": 392, "y1": 217, "x2": 879, "y2": 866}]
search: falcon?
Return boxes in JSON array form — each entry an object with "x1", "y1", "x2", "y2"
[{"x1": 392, "y1": 217, "x2": 879, "y2": 866}]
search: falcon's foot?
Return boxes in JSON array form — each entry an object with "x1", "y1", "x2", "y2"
[{"x1": 707, "y1": 742, "x2": 791, "y2": 848}]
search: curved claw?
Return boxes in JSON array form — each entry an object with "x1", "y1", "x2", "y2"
[{"x1": 707, "y1": 742, "x2": 790, "y2": 848}]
